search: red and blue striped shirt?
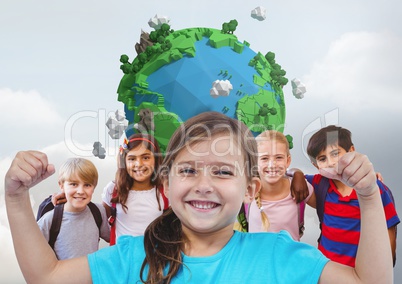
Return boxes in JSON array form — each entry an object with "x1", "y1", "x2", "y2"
[{"x1": 306, "y1": 174, "x2": 400, "y2": 267}]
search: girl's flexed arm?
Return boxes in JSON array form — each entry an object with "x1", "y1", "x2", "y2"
[{"x1": 5, "y1": 151, "x2": 92, "y2": 283}]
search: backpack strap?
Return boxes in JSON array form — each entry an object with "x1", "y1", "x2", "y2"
[
  {"x1": 298, "y1": 200, "x2": 306, "y2": 238},
  {"x1": 87, "y1": 202, "x2": 102, "y2": 232},
  {"x1": 48, "y1": 203, "x2": 64, "y2": 249},
  {"x1": 159, "y1": 185, "x2": 169, "y2": 211},
  {"x1": 315, "y1": 176, "x2": 330, "y2": 224},
  {"x1": 244, "y1": 203, "x2": 250, "y2": 220},
  {"x1": 48, "y1": 202, "x2": 103, "y2": 249},
  {"x1": 236, "y1": 203, "x2": 249, "y2": 232},
  {"x1": 108, "y1": 186, "x2": 118, "y2": 246},
  {"x1": 36, "y1": 195, "x2": 55, "y2": 221},
  {"x1": 314, "y1": 175, "x2": 330, "y2": 243}
]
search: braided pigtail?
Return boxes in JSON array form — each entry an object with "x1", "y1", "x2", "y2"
[{"x1": 255, "y1": 191, "x2": 270, "y2": 231}]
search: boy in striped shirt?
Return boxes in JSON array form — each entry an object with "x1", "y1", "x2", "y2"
[{"x1": 305, "y1": 125, "x2": 399, "y2": 267}]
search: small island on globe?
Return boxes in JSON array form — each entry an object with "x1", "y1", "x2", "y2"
[{"x1": 117, "y1": 18, "x2": 290, "y2": 152}]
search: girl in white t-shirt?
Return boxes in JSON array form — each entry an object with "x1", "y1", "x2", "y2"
[
  {"x1": 247, "y1": 130, "x2": 314, "y2": 241},
  {"x1": 102, "y1": 133, "x2": 168, "y2": 245}
]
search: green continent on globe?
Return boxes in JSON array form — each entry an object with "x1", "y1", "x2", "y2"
[{"x1": 117, "y1": 21, "x2": 288, "y2": 152}]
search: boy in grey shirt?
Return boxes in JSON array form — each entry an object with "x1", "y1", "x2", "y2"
[{"x1": 37, "y1": 158, "x2": 110, "y2": 259}]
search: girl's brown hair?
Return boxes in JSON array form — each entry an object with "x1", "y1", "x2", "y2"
[
  {"x1": 113, "y1": 133, "x2": 163, "y2": 211},
  {"x1": 140, "y1": 111, "x2": 259, "y2": 283}
]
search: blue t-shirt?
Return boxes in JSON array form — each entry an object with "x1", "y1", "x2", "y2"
[{"x1": 88, "y1": 230, "x2": 328, "y2": 283}]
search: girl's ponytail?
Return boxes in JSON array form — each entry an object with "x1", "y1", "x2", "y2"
[
  {"x1": 141, "y1": 209, "x2": 183, "y2": 284},
  {"x1": 255, "y1": 191, "x2": 270, "y2": 231}
]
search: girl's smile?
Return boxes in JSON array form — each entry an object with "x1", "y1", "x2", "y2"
[{"x1": 187, "y1": 200, "x2": 220, "y2": 211}]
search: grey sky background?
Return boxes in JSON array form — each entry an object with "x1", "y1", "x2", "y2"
[{"x1": 1, "y1": 0, "x2": 401, "y2": 282}]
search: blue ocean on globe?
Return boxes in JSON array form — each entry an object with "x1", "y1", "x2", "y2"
[{"x1": 131, "y1": 37, "x2": 275, "y2": 123}]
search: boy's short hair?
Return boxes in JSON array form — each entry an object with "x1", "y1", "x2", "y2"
[
  {"x1": 58, "y1": 158, "x2": 98, "y2": 187},
  {"x1": 307, "y1": 125, "x2": 354, "y2": 165}
]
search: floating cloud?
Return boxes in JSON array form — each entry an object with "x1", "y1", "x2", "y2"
[
  {"x1": 106, "y1": 109, "x2": 128, "y2": 139},
  {"x1": 0, "y1": 88, "x2": 63, "y2": 127},
  {"x1": 251, "y1": 6, "x2": 267, "y2": 21},
  {"x1": 92, "y1": 141, "x2": 106, "y2": 159},
  {"x1": 291, "y1": 78, "x2": 307, "y2": 99},
  {"x1": 210, "y1": 80, "x2": 233, "y2": 98},
  {"x1": 148, "y1": 14, "x2": 170, "y2": 30}
]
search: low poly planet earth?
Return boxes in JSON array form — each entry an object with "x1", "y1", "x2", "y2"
[{"x1": 117, "y1": 23, "x2": 288, "y2": 152}]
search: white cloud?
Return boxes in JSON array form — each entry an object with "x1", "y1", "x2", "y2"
[
  {"x1": 0, "y1": 216, "x2": 25, "y2": 283},
  {"x1": 0, "y1": 88, "x2": 64, "y2": 127},
  {"x1": 0, "y1": 141, "x2": 118, "y2": 282},
  {"x1": 304, "y1": 31, "x2": 402, "y2": 112},
  {"x1": 0, "y1": 155, "x2": 25, "y2": 283}
]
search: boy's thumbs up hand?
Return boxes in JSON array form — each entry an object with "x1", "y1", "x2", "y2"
[
  {"x1": 319, "y1": 152, "x2": 378, "y2": 198},
  {"x1": 5, "y1": 151, "x2": 55, "y2": 198}
]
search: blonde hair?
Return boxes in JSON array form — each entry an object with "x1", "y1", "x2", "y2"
[
  {"x1": 254, "y1": 191, "x2": 270, "y2": 231},
  {"x1": 254, "y1": 130, "x2": 290, "y2": 231},
  {"x1": 58, "y1": 158, "x2": 98, "y2": 187},
  {"x1": 256, "y1": 130, "x2": 290, "y2": 155}
]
